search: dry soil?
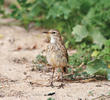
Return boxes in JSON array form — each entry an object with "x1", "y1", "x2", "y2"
[{"x1": 0, "y1": 20, "x2": 110, "y2": 100}]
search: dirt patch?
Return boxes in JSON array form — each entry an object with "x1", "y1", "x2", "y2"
[{"x1": 0, "y1": 25, "x2": 110, "y2": 100}]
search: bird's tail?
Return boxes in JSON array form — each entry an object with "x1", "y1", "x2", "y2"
[{"x1": 62, "y1": 66, "x2": 69, "y2": 73}]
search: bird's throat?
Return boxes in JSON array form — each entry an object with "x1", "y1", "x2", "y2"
[{"x1": 50, "y1": 36, "x2": 56, "y2": 43}]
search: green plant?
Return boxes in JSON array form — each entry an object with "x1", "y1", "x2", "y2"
[
  {"x1": 47, "y1": 98, "x2": 55, "y2": 100},
  {"x1": 72, "y1": 25, "x2": 106, "y2": 48},
  {"x1": 8, "y1": 0, "x2": 110, "y2": 48},
  {"x1": 99, "y1": 40, "x2": 110, "y2": 63},
  {"x1": 67, "y1": 40, "x2": 110, "y2": 80},
  {"x1": 66, "y1": 43, "x2": 92, "y2": 79},
  {"x1": 86, "y1": 40, "x2": 110, "y2": 80},
  {"x1": 0, "y1": 0, "x2": 4, "y2": 15},
  {"x1": 9, "y1": 0, "x2": 110, "y2": 47},
  {"x1": 33, "y1": 54, "x2": 47, "y2": 71},
  {"x1": 9, "y1": 0, "x2": 34, "y2": 27}
]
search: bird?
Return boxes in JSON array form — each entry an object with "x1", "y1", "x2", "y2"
[{"x1": 43, "y1": 29, "x2": 68, "y2": 88}]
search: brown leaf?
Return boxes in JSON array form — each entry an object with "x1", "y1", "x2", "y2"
[{"x1": 15, "y1": 46, "x2": 22, "y2": 51}]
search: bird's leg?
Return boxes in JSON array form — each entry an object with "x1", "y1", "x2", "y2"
[
  {"x1": 58, "y1": 68, "x2": 65, "y2": 89},
  {"x1": 50, "y1": 67, "x2": 55, "y2": 87},
  {"x1": 61, "y1": 71, "x2": 63, "y2": 82}
]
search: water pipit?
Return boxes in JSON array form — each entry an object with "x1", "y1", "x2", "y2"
[{"x1": 43, "y1": 29, "x2": 68, "y2": 88}]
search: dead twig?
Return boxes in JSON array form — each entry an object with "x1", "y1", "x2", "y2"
[{"x1": 93, "y1": 95, "x2": 110, "y2": 100}]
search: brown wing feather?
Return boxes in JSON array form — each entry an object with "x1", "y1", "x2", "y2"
[{"x1": 60, "y1": 36, "x2": 68, "y2": 62}]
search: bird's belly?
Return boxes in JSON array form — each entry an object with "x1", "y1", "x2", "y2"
[{"x1": 47, "y1": 52, "x2": 67, "y2": 67}]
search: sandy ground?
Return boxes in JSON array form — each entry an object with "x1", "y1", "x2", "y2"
[{"x1": 0, "y1": 23, "x2": 110, "y2": 100}]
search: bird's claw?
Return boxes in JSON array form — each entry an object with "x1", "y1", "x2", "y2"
[
  {"x1": 46, "y1": 82, "x2": 54, "y2": 88},
  {"x1": 58, "y1": 83, "x2": 65, "y2": 89},
  {"x1": 50, "y1": 82, "x2": 54, "y2": 88}
]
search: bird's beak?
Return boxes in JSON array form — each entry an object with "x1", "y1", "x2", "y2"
[
  {"x1": 43, "y1": 31, "x2": 48, "y2": 34},
  {"x1": 43, "y1": 31, "x2": 50, "y2": 34}
]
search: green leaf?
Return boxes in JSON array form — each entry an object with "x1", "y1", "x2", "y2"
[
  {"x1": 65, "y1": 41, "x2": 70, "y2": 48},
  {"x1": 68, "y1": 0, "x2": 81, "y2": 9},
  {"x1": 47, "y1": 97, "x2": 55, "y2": 100},
  {"x1": 36, "y1": 55, "x2": 47, "y2": 64},
  {"x1": 0, "y1": 0, "x2": 4, "y2": 5},
  {"x1": 82, "y1": 8, "x2": 95, "y2": 25},
  {"x1": 17, "y1": 0, "x2": 27, "y2": 4},
  {"x1": 90, "y1": 28, "x2": 106, "y2": 48},
  {"x1": 107, "y1": 69, "x2": 110, "y2": 80},
  {"x1": 72, "y1": 25, "x2": 88, "y2": 42},
  {"x1": 91, "y1": 50, "x2": 99, "y2": 57},
  {"x1": 86, "y1": 59, "x2": 107, "y2": 75}
]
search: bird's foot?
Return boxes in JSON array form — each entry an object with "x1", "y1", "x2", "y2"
[
  {"x1": 58, "y1": 83, "x2": 65, "y2": 89},
  {"x1": 46, "y1": 82, "x2": 54, "y2": 88},
  {"x1": 50, "y1": 82, "x2": 54, "y2": 88}
]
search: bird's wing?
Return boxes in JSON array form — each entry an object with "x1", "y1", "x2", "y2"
[{"x1": 60, "y1": 38, "x2": 68, "y2": 62}]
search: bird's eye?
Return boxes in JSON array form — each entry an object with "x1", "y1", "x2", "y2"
[{"x1": 52, "y1": 32, "x2": 56, "y2": 34}]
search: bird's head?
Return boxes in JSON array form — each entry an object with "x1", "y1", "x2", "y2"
[{"x1": 43, "y1": 29, "x2": 61, "y2": 43}]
